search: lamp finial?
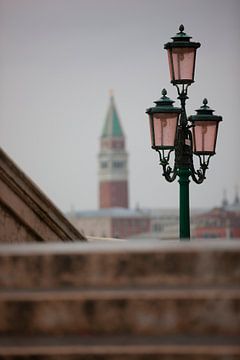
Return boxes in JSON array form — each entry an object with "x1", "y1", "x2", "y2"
[
  {"x1": 203, "y1": 98, "x2": 208, "y2": 106},
  {"x1": 179, "y1": 24, "x2": 184, "y2": 33},
  {"x1": 162, "y1": 88, "x2": 167, "y2": 97}
]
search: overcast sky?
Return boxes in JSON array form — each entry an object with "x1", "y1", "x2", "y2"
[{"x1": 0, "y1": 0, "x2": 239, "y2": 213}]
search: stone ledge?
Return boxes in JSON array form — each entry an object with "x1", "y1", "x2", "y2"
[
  {"x1": 0, "y1": 239, "x2": 239, "y2": 255},
  {"x1": 0, "y1": 335, "x2": 239, "y2": 356},
  {"x1": 0, "y1": 286, "x2": 240, "y2": 301}
]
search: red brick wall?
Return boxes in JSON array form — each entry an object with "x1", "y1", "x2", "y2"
[
  {"x1": 99, "y1": 181, "x2": 128, "y2": 208},
  {"x1": 193, "y1": 227, "x2": 226, "y2": 238},
  {"x1": 111, "y1": 217, "x2": 151, "y2": 239},
  {"x1": 193, "y1": 227, "x2": 240, "y2": 239}
]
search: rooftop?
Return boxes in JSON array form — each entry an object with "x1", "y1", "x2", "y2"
[{"x1": 74, "y1": 207, "x2": 150, "y2": 219}]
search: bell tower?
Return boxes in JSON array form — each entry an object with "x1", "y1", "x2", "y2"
[{"x1": 98, "y1": 93, "x2": 129, "y2": 208}]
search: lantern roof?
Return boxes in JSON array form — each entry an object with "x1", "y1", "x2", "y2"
[
  {"x1": 164, "y1": 24, "x2": 201, "y2": 49},
  {"x1": 171, "y1": 24, "x2": 192, "y2": 42},
  {"x1": 195, "y1": 98, "x2": 215, "y2": 115},
  {"x1": 146, "y1": 89, "x2": 181, "y2": 114},
  {"x1": 189, "y1": 99, "x2": 222, "y2": 122}
]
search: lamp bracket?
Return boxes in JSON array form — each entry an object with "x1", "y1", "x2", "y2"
[{"x1": 156, "y1": 148, "x2": 177, "y2": 182}]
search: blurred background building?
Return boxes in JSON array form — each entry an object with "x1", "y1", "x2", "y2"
[{"x1": 192, "y1": 190, "x2": 240, "y2": 239}]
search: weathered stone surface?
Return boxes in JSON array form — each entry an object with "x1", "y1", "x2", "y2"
[
  {"x1": 0, "y1": 241, "x2": 239, "y2": 289},
  {"x1": 0, "y1": 240, "x2": 239, "y2": 358},
  {"x1": 0, "y1": 288, "x2": 239, "y2": 337},
  {"x1": 0, "y1": 148, "x2": 85, "y2": 242}
]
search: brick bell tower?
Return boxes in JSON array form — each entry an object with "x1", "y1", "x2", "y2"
[{"x1": 98, "y1": 93, "x2": 129, "y2": 209}]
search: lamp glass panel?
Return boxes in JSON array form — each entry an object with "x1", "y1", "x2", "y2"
[
  {"x1": 193, "y1": 121, "x2": 217, "y2": 153},
  {"x1": 167, "y1": 50, "x2": 174, "y2": 81},
  {"x1": 149, "y1": 116, "x2": 154, "y2": 146},
  {"x1": 152, "y1": 113, "x2": 178, "y2": 147},
  {"x1": 169, "y1": 47, "x2": 195, "y2": 82}
]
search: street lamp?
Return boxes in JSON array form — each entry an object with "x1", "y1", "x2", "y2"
[{"x1": 146, "y1": 25, "x2": 222, "y2": 240}]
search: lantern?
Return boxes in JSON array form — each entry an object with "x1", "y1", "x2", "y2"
[
  {"x1": 189, "y1": 98, "x2": 222, "y2": 155},
  {"x1": 164, "y1": 25, "x2": 201, "y2": 85},
  {"x1": 146, "y1": 89, "x2": 181, "y2": 149}
]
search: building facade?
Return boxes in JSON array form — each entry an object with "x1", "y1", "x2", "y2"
[
  {"x1": 72, "y1": 208, "x2": 150, "y2": 239},
  {"x1": 192, "y1": 191, "x2": 240, "y2": 239},
  {"x1": 98, "y1": 94, "x2": 129, "y2": 208}
]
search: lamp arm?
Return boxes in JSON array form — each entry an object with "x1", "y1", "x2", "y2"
[
  {"x1": 163, "y1": 163, "x2": 178, "y2": 182},
  {"x1": 156, "y1": 149, "x2": 177, "y2": 182},
  {"x1": 190, "y1": 161, "x2": 207, "y2": 184},
  {"x1": 188, "y1": 131, "x2": 211, "y2": 184}
]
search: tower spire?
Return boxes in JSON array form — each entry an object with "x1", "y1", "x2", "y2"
[
  {"x1": 222, "y1": 188, "x2": 228, "y2": 208},
  {"x1": 101, "y1": 93, "x2": 124, "y2": 138},
  {"x1": 234, "y1": 185, "x2": 240, "y2": 205}
]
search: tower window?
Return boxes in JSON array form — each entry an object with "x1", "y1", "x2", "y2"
[
  {"x1": 113, "y1": 161, "x2": 124, "y2": 168},
  {"x1": 101, "y1": 161, "x2": 108, "y2": 169}
]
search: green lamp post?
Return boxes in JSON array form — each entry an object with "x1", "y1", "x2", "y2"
[{"x1": 146, "y1": 25, "x2": 222, "y2": 240}]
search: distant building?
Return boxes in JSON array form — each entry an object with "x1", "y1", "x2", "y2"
[
  {"x1": 98, "y1": 93, "x2": 129, "y2": 209},
  {"x1": 223, "y1": 187, "x2": 240, "y2": 213},
  {"x1": 192, "y1": 190, "x2": 240, "y2": 239},
  {"x1": 143, "y1": 208, "x2": 204, "y2": 240},
  {"x1": 72, "y1": 208, "x2": 150, "y2": 239}
]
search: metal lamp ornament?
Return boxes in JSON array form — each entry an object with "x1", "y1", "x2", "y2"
[{"x1": 146, "y1": 25, "x2": 222, "y2": 240}]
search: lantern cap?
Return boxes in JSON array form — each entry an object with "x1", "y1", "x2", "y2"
[
  {"x1": 154, "y1": 88, "x2": 174, "y2": 106},
  {"x1": 189, "y1": 98, "x2": 222, "y2": 122},
  {"x1": 146, "y1": 89, "x2": 181, "y2": 114},
  {"x1": 164, "y1": 25, "x2": 201, "y2": 49},
  {"x1": 196, "y1": 98, "x2": 215, "y2": 115},
  {"x1": 172, "y1": 24, "x2": 192, "y2": 42}
]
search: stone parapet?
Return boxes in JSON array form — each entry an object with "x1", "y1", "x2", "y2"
[{"x1": 0, "y1": 240, "x2": 239, "y2": 289}]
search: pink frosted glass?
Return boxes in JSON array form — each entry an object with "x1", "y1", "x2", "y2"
[
  {"x1": 193, "y1": 121, "x2": 218, "y2": 153},
  {"x1": 149, "y1": 117, "x2": 154, "y2": 146},
  {"x1": 167, "y1": 50, "x2": 174, "y2": 80},
  {"x1": 152, "y1": 113, "x2": 178, "y2": 147},
  {"x1": 169, "y1": 48, "x2": 195, "y2": 82}
]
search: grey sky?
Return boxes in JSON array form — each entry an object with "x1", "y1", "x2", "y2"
[{"x1": 0, "y1": 0, "x2": 239, "y2": 212}]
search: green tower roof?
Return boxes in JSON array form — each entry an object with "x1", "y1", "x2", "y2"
[{"x1": 101, "y1": 95, "x2": 124, "y2": 138}]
